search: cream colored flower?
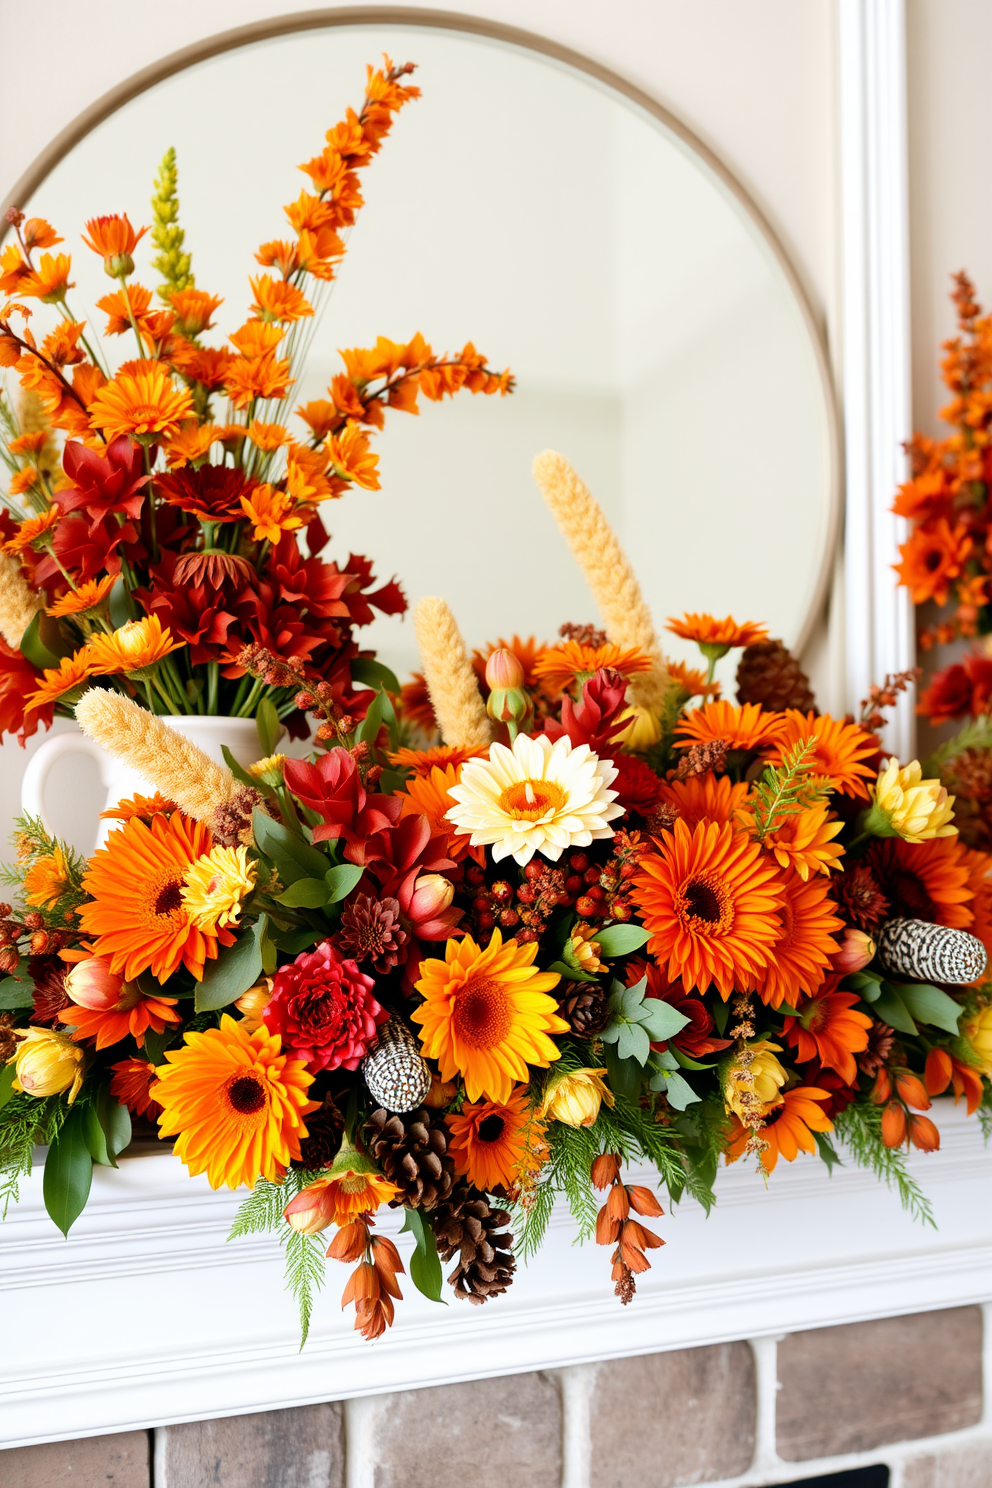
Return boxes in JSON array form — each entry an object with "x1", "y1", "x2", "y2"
[
  {"x1": 868, "y1": 757, "x2": 956, "y2": 843},
  {"x1": 538, "y1": 1067, "x2": 614, "y2": 1127},
  {"x1": 446, "y1": 732, "x2": 622, "y2": 867},
  {"x1": 722, "y1": 1040, "x2": 787, "y2": 1120},
  {"x1": 181, "y1": 844, "x2": 256, "y2": 930},
  {"x1": 11, "y1": 1026, "x2": 86, "y2": 1102},
  {"x1": 964, "y1": 1004, "x2": 992, "y2": 1076}
]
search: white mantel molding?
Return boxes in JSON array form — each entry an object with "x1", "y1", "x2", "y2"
[{"x1": 1, "y1": 1102, "x2": 990, "y2": 1450}]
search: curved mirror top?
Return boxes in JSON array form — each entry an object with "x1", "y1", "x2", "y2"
[{"x1": 19, "y1": 21, "x2": 836, "y2": 685}]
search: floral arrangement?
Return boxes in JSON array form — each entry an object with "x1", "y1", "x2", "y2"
[
  {"x1": 1, "y1": 451, "x2": 990, "y2": 1345},
  {"x1": 0, "y1": 56, "x2": 510, "y2": 743}
]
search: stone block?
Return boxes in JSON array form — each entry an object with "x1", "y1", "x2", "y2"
[
  {"x1": 588, "y1": 1343, "x2": 756, "y2": 1486},
  {"x1": 777, "y1": 1307, "x2": 983, "y2": 1460},
  {"x1": 371, "y1": 1371, "x2": 562, "y2": 1488},
  {"x1": 0, "y1": 1431, "x2": 149, "y2": 1487},
  {"x1": 902, "y1": 1440, "x2": 992, "y2": 1488},
  {"x1": 157, "y1": 1403, "x2": 343, "y2": 1488}
]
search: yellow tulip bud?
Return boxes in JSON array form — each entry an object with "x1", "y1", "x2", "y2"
[
  {"x1": 866, "y1": 758, "x2": 956, "y2": 844},
  {"x1": 964, "y1": 1004, "x2": 992, "y2": 1076},
  {"x1": 722, "y1": 1040, "x2": 787, "y2": 1120},
  {"x1": 618, "y1": 704, "x2": 661, "y2": 751},
  {"x1": 538, "y1": 1067, "x2": 614, "y2": 1127},
  {"x1": 12, "y1": 1026, "x2": 86, "y2": 1103}
]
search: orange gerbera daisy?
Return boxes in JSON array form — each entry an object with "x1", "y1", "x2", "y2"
[
  {"x1": 326, "y1": 421, "x2": 380, "y2": 490},
  {"x1": 655, "y1": 774, "x2": 750, "y2": 830},
  {"x1": 23, "y1": 845, "x2": 71, "y2": 908},
  {"x1": 100, "y1": 792, "x2": 177, "y2": 821},
  {"x1": 82, "y1": 214, "x2": 148, "y2": 262},
  {"x1": 666, "y1": 659, "x2": 721, "y2": 698},
  {"x1": 109, "y1": 1057, "x2": 162, "y2": 1118},
  {"x1": 388, "y1": 743, "x2": 488, "y2": 775},
  {"x1": 533, "y1": 640, "x2": 653, "y2": 695},
  {"x1": 249, "y1": 275, "x2": 313, "y2": 323},
  {"x1": 24, "y1": 648, "x2": 99, "y2": 711},
  {"x1": 152, "y1": 1015, "x2": 319, "y2": 1190},
  {"x1": 894, "y1": 519, "x2": 971, "y2": 605},
  {"x1": 753, "y1": 867, "x2": 843, "y2": 1010},
  {"x1": 740, "y1": 798, "x2": 845, "y2": 880},
  {"x1": 726, "y1": 1086, "x2": 834, "y2": 1173},
  {"x1": 239, "y1": 483, "x2": 302, "y2": 543},
  {"x1": 79, "y1": 811, "x2": 233, "y2": 982},
  {"x1": 782, "y1": 985, "x2": 872, "y2": 1084},
  {"x1": 766, "y1": 712, "x2": 878, "y2": 799},
  {"x1": 46, "y1": 574, "x2": 116, "y2": 617},
  {"x1": 632, "y1": 818, "x2": 784, "y2": 998},
  {"x1": 413, "y1": 930, "x2": 566, "y2": 1103},
  {"x1": 85, "y1": 615, "x2": 184, "y2": 673},
  {"x1": 3, "y1": 505, "x2": 58, "y2": 553},
  {"x1": 666, "y1": 612, "x2": 768, "y2": 654},
  {"x1": 398, "y1": 764, "x2": 481, "y2": 865},
  {"x1": 675, "y1": 700, "x2": 787, "y2": 753},
  {"x1": 865, "y1": 835, "x2": 974, "y2": 930},
  {"x1": 246, "y1": 419, "x2": 290, "y2": 451},
  {"x1": 87, "y1": 361, "x2": 194, "y2": 443},
  {"x1": 64, "y1": 954, "x2": 181, "y2": 1050},
  {"x1": 445, "y1": 1086, "x2": 531, "y2": 1192}
]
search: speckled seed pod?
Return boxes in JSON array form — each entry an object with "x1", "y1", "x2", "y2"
[
  {"x1": 876, "y1": 918, "x2": 987, "y2": 986},
  {"x1": 361, "y1": 1015, "x2": 432, "y2": 1113}
]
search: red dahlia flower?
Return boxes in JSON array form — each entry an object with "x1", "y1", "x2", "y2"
[{"x1": 262, "y1": 938, "x2": 388, "y2": 1071}]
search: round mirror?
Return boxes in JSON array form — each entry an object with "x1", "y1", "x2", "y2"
[{"x1": 11, "y1": 18, "x2": 837, "y2": 688}]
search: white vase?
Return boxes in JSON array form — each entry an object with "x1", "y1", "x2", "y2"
[{"x1": 20, "y1": 715, "x2": 270, "y2": 852}]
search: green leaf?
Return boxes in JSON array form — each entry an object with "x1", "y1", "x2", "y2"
[
  {"x1": 617, "y1": 1020, "x2": 650, "y2": 1063},
  {"x1": 195, "y1": 916, "x2": 266, "y2": 1012},
  {"x1": 871, "y1": 983, "x2": 918, "y2": 1036},
  {"x1": 603, "y1": 1041, "x2": 642, "y2": 1101},
  {"x1": 670, "y1": 1048, "x2": 718, "y2": 1071},
  {"x1": 273, "y1": 928, "x2": 319, "y2": 955},
  {"x1": 661, "y1": 1069, "x2": 700, "y2": 1111},
  {"x1": 595, "y1": 923, "x2": 650, "y2": 957},
  {"x1": 141, "y1": 1029, "x2": 172, "y2": 1069},
  {"x1": 0, "y1": 975, "x2": 34, "y2": 1009},
  {"x1": 253, "y1": 809, "x2": 329, "y2": 884},
  {"x1": 356, "y1": 689, "x2": 385, "y2": 747},
  {"x1": 277, "y1": 877, "x2": 330, "y2": 908},
  {"x1": 401, "y1": 1208, "x2": 446, "y2": 1304},
  {"x1": 712, "y1": 998, "x2": 731, "y2": 1037},
  {"x1": 814, "y1": 1130, "x2": 843, "y2": 1174},
  {"x1": 20, "y1": 610, "x2": 69, "y2": 671},
  {"x1": 325, "y1": 863, "x2": 364, "y2": 904},
  {"x1": 637, "y1": 1000, "x2": 691, "y2": 1041},
  {"x1": 855, "y1": 978, "x2": 882, "y2": 1004},
  {"x1": 351, "y1": 656, "x2": 401, "y2": 695},
  {"x1": 895, "y1": 982, "x2": 964, "y2": 1035},
  {"x1": 260, "y1": 919, "x2": 278, "y2": 977},
  {"x1": 0, "y1": 1061, "x2": 16, "y2": 1111},
  {"x1": 108, "y1": 575, "x2": 133, "y2": 628},
  {"x1": 83, "y1": 1101, "x2": 112, "y2": 1166},
  {"x1": 256, "y1": 696, "x2": 282, "y2": 759},
  {"x1": 95, "y1": 1082, "x2": 131, "y2": 1162},
  {"x1": 43, "y1": 1108, "x2": 93, "y2": 1236},
  {"x1": 846, "y1": 969, "x2": 883, "y2": 993},
  {"x1": 222, "y1": 745, "x2": 257, "y2": 790},
  {"x1": 548, "y1": 960, "x2": 598, "y2": 984}
]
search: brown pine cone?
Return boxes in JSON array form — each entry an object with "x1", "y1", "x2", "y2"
[
  {"x1": 433, "y1": 1179, "x2": 516, "y2": 1304},
  {"x1": 297, "y1": 1103, "x2": 345, "y2": 1170},
  {"x1": 362, "y1": 1105, "x2": 454, "y2": 1210},
  {"x1": 557, "y1": 983, "x2": 610, "y2": 1038},
  {"x1": 736, "y1": 639, "x2": 816, "y2": 713}
]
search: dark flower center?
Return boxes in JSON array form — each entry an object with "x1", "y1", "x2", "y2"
[
  {"x1": 228, "y1": 1075, "x2": 267, "y2": 1114},
  {"x1": 684, "y1": 880, "x2": 721, "y2": 923},
  {"x1": 478, "y1": 1114, "x2": 506, "y2": 1144},
  {"x1": 154, "y1": 879, "x2": 184, "y2": 917}
]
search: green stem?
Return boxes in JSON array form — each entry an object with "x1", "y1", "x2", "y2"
[{"x1": 207, "y1": 660, "x2": 219, "y2": 715}]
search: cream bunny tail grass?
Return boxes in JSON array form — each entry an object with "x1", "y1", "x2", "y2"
[
  {"x1": 0, "y1": 552, "x2": 43, "y2": 649},
  {"x1": 413, "y1": 596, "x2": 492, "y2": 751},
  {"x1": 74, "y1": 689, "x2": 242, "y2": 828},
  {"x1": 532, "y1": 450, "x2": 668, "y2": 710}
]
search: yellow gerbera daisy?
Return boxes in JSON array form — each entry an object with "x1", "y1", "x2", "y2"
[
  {"x1": 181, "y1": 844, "x2": 257, "y2": 931},
  {"x1": 85, "y1": 615, "x2": 184, "y2": 674},
  {"x1": 412, "y1": 930, "x2": 567, "y2": 1103}
]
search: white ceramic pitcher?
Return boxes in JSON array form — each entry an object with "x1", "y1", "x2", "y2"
[{"x1": 21, "y1": 715, "x2": 268, "y2": 852}]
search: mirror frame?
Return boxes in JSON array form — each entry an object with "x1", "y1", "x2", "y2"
[{"x1": 0, "y1": 4, "x2": 841, "y2": 658}]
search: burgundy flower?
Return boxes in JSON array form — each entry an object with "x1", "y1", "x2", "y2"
[
  {"x1": 336, "y1": 893, "x2": 409, "y2": 972},
  {"x1": 262, "y1": 939, "x2": 388, "y2": 1071},
  {"x1": 55, "y1": 436, "x2": 149, "y2": 534},
  {"x1": 611, "y1": 754, "x2": 663, "y2": 817},
  {"x1": 543, "y1": 668, "x2": 629, "y2": 754},
  {"x1": 155, "y1": 465, "x2": 257, "y2": 523},
  {"x1": 917, "y1": 655, "x2": 992, "y2": 725}
]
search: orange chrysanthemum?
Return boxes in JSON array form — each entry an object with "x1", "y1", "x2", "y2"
[
  {"x1": 25, "y1": 649, "x2": 99, "y2": 712},
  {"x1": 152, "y1": 1015, "x2": 319, "y2": 1190},
  {"x1": 666, "y1": 659, "x2": 721, "y2": 698},
  {"x1": 739, "y1": 798, "x2": 845, "y2": 880},
  {"x1": 782, "y1": 986, "x2": 872, "y2": 1084},
  {"x1": 865, "y1": 835, "x2": 975, "y2": 930},
  {"x1": 533, "y1": 640, "x2": 653, "y2": 695},
  {"x1": 766, "y1": 712, "x2": 878, "y2": 800},
  {"x1": 223, "y1": 353, "x2": 294, "y2": 409},
  {"x1": 8, "y1": 466, "x2": 41, "y2": 498},
  {"x1": 894, "y1": 519, "x2": 971, "y2": 605},
  {"x1": 753, "y1": 868, "x2": 844, "y2": 1010},
  {"x1": 240, "y1": 483, "x2": 302, "y2": 543},
  {"x1": 109, "y1": 1057, "x2": 162, "y2": 1118},
  {"x1": 79, "y1": 811, "x2": 233, "y2": 982},
  {"x1": 632, "y1": 818, "x2": 784, "y2": 998},
  {"x1": 398, "y1": 764, "x2": 481, "y2": 864},
  {"x1": 675, "y1": 700, "x2": 787, "y2": 753},
  {"x1": 326, "y1": 421, "x2": 380, "y2": 490},
  {"x1": 727, "y1": 1087, "x2": 834, "y2": 1173},
  {"x1": 46, "y1": 575, "x2": 116, "y2": 617},
  {"x1": 666, "y1": 612, "x2": 769, "y2": 649},
  {"x1": 246, "y1": 419, "x2": 290, "y2": 451},
  {"x1": 169, "y1": 288, "x2": 222, "y2": 337},
  {"x1": 20, "y1": 252, "x2": 74, "y2": 302},
  {"x1": 96, "y1": 283, "x2": 154, "y2": 337},
  {"x1": 87, "y1": 361, "x2": 194, "y2": 442},
  {"x1": 412, "y1": 930, "x2": 566, "y2": 1103},
  {"x1": 388, "y1": 743, "x2": 488, "y2": 775},
  {"x1": 655, "y1": 774, "x2": 750, "y2": 831},
  {"x1": 64, "y1": 955, "x2": 181, "y2": 1051},
  {"x1": 23, "y1": 846, "x2": 70, "y2": 908},
  {"x1": 3, "y1": 505, "x2": 58, "y2": 553},
  {"x1": 82, "y1": 214, "x2": 148, "y2": 261},
  {"x1": 85, "y1": 615, "x2": 184, "y2": 674},
  {"x1": 445, "y1": 1086, "x2": 530, "y2": 1192},
  {"x1": 249, "y1": 275, "x2": 313, "y2": 323}
]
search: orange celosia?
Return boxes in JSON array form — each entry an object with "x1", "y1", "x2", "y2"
[{"x1": 782, "y1": 986, "x2": 873, "y2": 1083}]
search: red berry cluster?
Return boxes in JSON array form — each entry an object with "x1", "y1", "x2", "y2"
[{"x1": 463, "y1": 836, "x2": 645, "y2": 943}]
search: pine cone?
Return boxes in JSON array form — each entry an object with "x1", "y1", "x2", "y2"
[
  {"x1": 736, "y1": 639, "x2": 816, "y2": 713},
  {"x1": 363, "y1": 1105, "x2": 454, "y2": 1210},
  {"x1": 557, "y1": 983, "x2": 609, "y2": 1038},
  {"x1": 433, "y1": 1179, "x2": 516, "y2": 1304},
  {"x1": 297, "y1": 1103, "x2": 345, "y2": 1170}
]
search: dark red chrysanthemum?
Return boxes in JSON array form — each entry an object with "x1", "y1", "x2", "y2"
[
  {"x1": 262, "y1": 938, "x2": 388, "y2": 1071},
  {"x1": 611, "y1": 754, "x2": 663, "y2": 817},
  {"x1": 155, "y1": 465, "x2": 258, "y2": 523}
]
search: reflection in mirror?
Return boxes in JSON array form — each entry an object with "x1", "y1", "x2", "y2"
[{"x1": 17, "y1": 22, "x2": 835, "y2": 691}]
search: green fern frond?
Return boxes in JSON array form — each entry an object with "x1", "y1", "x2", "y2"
[
  {"x1": 833, "y1": 1102, "x2": 935, "y2": 1227},
  {"x1": 0, "y1": 1092, "x2": 66, "y2": 1218},
  {"x1": 925, "y1": 713, "x2": 992, "y2": 778},
  {"x1": 150, "y1": 147, "x2": 195, "y2": 306},
  {"x1": 283, "y1": 1228, "x2": 326, "y2": 1347},
  {"x1": 750, "y1": 737, "x2": 825, "y2": 838}
]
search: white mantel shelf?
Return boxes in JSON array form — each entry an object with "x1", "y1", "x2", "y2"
[{"x1": 1, "y1": 1101, "x2": 990, "y2": 1449}]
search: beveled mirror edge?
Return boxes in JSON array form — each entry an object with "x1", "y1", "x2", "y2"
[{"x1": 0, "y1": 4, "x2": 841, "y2": 658}]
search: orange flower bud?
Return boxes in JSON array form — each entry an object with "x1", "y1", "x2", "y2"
[
  {"x1": 924, "y1": 1047, "x2": 953, "y2": 1097},
  {"x1": 65, "y1": 955, "x2": 129, "y2": 1012},
  {"x1": 895, "y1": 1071, "x2": 930, "y2": 1110},
  {"x1": 408, "y1": 872, "x2": 454, "y2": 921},
  {"x1": 831, "y1": 927, "x2": 876, "y2": 974},
  {"x1": 595, "y1": 1204, "x2": 620, "y2": 1246},
  {"x1": 326, "y1": 1219, "x2": 368, "y2": 1262},
  {"x1": 908, "y1": 1113, "x2": 940, "y2": 1152},
  {"x1": 284, "y1": 1178, "x2": 337, "y2": 1235},
  {"x1": 591, "y1": 1152, "x2": 621, "y2": 1189},
  {"x1": 626, "y1": 1184, "x2": 664, "y2": 1217},
  {"x1": 606, "y1": 1184, "x2": 630, "y2": 1223},
  {"x1": 485, "y1": 648, "x2": 525, "y2": 691},
  {"x1": 341, "y1": 1261, "x2": 380, "y2": 1307},
  {"x1": 881, "y1": 1101, "x2": 907, "y2": 1148},
  {"x1": 871, "y1": 1069, "x2": 892, "y2": 1104},
  {"x1": 370, "y1": 1233, "x2": 404, "y2": 1277}
]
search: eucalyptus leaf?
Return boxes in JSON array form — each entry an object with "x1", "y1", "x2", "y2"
[
  {"x1": 661, "y1": 1069, "x2": 700, "y2": 1111},
  {"x1": 0, "y1": 975, "x2": 34, "y2": 1009},
  {"x1": 617, "y1": 1020, "x2": 651, "y2": 1064},
  {"x1": 325, "y1": 863, "x2": 364, "y2": 904},
  {"x1": 870, "y1": 982, "x2": 918, "y2": 1036},
  {"x1": 638, "y1": 1000, "x2": 691, "y2": 1041},
  {"x1": 195, "y1": 917, "x2": 266, "y2": 1012},
  {"x1": 595, "y1": 923, "x2": 650, "y2": 958},
  {"x1": 895, "y1": 982, "x2": 964, "y2": 1036},
  {"x1": 603, "y1": 1041, "x2": 642, "y2": 1102},
  {"x1": 351, "y1": 656, "x2": 401, "y2": 695},
  {"x1": 43, "y1": 1109, "x2": 93, "y2": 1236},
  {"x1": 253, "y1": 809, "x2": 329, "y2": 884}
]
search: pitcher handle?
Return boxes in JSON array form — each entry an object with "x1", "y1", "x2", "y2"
[{"x1": 21, "y1": 732, "x2": 110, "y2": 836}]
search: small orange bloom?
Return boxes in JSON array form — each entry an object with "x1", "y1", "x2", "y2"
[
  {"x1": 766, "y1": 712, "x2": 878, "y2": 800},
  {"x1": 7, "y1": 466, "x2": 40, "y2": 498},
  {"x1": 40, "y1": 320, "x2": 87, "y2": 367},
  {"x1": 85, "y1": 615, "x2": 184, "y2": 674},
  {"x1": 46, "y1": 575, "x2": 116, "y2": 617},
  {"x1": 3, "y1": 505, "x2": 58, "y2": 553},
  {"x1": 20, "y1": 253, "x2": 74, "y2": 303},
  {"x1": 782, "y1": 987, "x2": 873, "y2": 1083},
  {"x1": 894, "y1": 519, "x2": 971, "y2": 605},
  {"x1": 65, "y1": 955, "x2": 180, "y2": 1050},
  {"x1": 296, "y1": 399, "x2": 338, "y2": 439},
  {"x1": 162, "y1": 421, "x2": 220, "y2": 468},
  {"x1": 96, "y1": 283, "x2": 154, "y2": 336},
  {"x1": 223, "y1": 353, "x2": 293, "y2": 409},
  {"x1": 82, "y1": 214, "x2": 148, "y2": 264},
  {"x1": 753, "y1": 867, "x2": 844, "y2": 1010},
  {"x1": 240, "y1": 483, "x2": 302, "y2": 543},
  {"x1": 533, "y1": 640, "x2": 653, "y2": 695},
  {"x1": 169, "y1": 288, "x2": 222, "y2": 336},
  {"x1": 740, "y1": 797, "x2": 845, "y2": 880},
  {"x1": 655, "y1": 774, "x2": 750, "y2": 831},
  {"x1": 666, "y1": 612, "x2": 768, "y2": 649},
  {"x1": 326, "y1": 420, "x2": 380, "y2": 490},
  {"x1": 675, "y1": 700, "x2": 787, "y2": 753},
  {"x1": 727, "y1": 1087, "x2": 834, "y2": 1173},
  {"x1": 388, "y1": 743, "x2": 488, "y2": 775},
  {"x1": 249, "y1": 275, "x2": 313, "y2": 323},
  {"x1": 87, "y1": 361, "x2": 194, "y2": 442},
  {"x1": 667, "y1": 659, "x2": 721, "y2": 698},
  {"x1": 446, "y1": 1086, "x2": 531, "y2": 1191},
  {"x1": 229, "y1": 321, "x2": 284, "y2": 358},
  {"x1": 101, "y1": 792, "x2": 177, "y2": 822},
  {"x1": 246, "y1": 419, "x2": 290, "y2": 451},
  {"x1": 24, "y1": 649, "x2": 98, "y2": 711},
  {"x1": 109, "y1": 1057, "x2": 162, "y2": 1118}
]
